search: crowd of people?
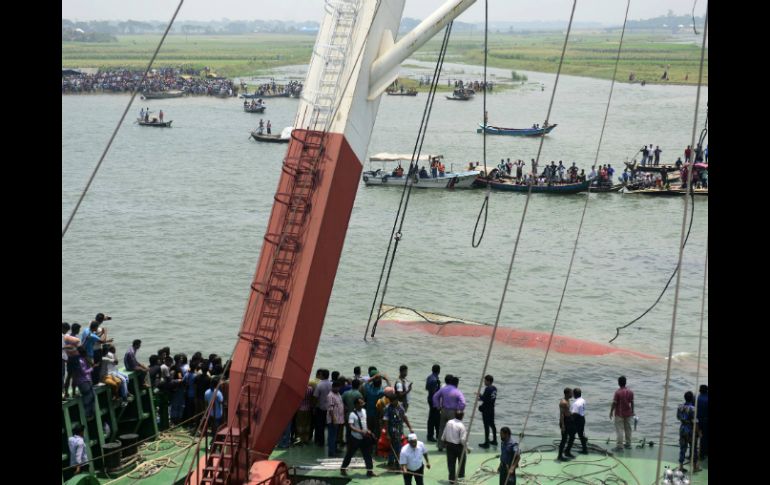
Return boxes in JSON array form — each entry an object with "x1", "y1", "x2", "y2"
[
  {"x1": 61, "y1": 67, "x2": 238, "y2": 96},
  {"x1": 445, "y1": 79, "x2": 495, "y2": 92},
  {"x1": 62, "y1": 313, "x2": 230, "y2": 472},
  {"x1": 243, "y1": 79, "x2": 303, "y2": 97},
  {"x1": 63, "y1": 319, "x2": 708, "y2": 482}
]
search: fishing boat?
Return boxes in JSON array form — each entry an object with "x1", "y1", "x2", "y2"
[
  {"x1": 140, "y1": 90, "x2": 186, "y2": 100},
  {"x1": 243, "y1": 104, "x2": 266, "y2": 113},
  {"x1": 476, "y1": 122, "x2": 558, "y2": 136},
  {"x1": 251, "y1": 132, "x2": 289, "y2": 143},
  {"x1": 485, "y1": 179, "x2": 590, "y2": 194},
  {"x1": 385, "y1": 89, "x2": 418, "y2": 96},
  {"x1": 136, "y1": 118, "x2": 172, "y2": 128},
  {"x1": 245, "y1": 91, "x2": 290, "y2": 98},
  {"x1": 362, "y1": 153, "x2": 479, "y2": 188},
  {"x1": 445, "y1": 88, "x2": 473, "y2": 101},
  {"x1": 62, "y1": 1, "x2": 708, "y2": 484}
]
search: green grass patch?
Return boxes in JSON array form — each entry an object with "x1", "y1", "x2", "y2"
[{"x1": 62, "y1": 31, "x2": 707, "y2": 85}]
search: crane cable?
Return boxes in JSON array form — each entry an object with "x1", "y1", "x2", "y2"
[
  {"x1": 62, "y1": 0, "x2": 185, "y2": 239},
  {"x1": 471, "y1": 0, "x2": 490, "y2": 248},
  {"x1": 459, "y1": 2, "x2": 578, "y2": 478},
  {"x1": 364, "y1": 21, "x2": 454, "y2": 340},
  {"x1": 654, "y1": 5, "x2": 707, "y2": 483}
]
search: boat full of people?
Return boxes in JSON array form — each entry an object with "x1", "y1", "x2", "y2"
[
  {"x1": 243, "y1": 99, "x2": 266, "y2": 113},
  {"x1": 445, "y1": 88, "x2": 474, "y2": 101},
  {"x1": 362, "y1": 154, "x2": 479, "y2": 188}
]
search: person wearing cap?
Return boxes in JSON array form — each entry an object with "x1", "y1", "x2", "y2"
[{"x1": 400, "y1": 433, "x2": 430, "y2": 485}]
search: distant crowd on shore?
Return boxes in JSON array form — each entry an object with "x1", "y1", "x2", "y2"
[{"x1": 61, "y1": 67, "x2": 237, "y2": 96}]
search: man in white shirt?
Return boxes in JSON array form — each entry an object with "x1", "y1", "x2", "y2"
[
  {"x1": 340, "y1": 398, "x2": 375, "y2": 477},
  {"x1": 570, "y1": 387, "x2": 588, "y2": 454},
  {"x1": 68, "y1": 424, "x2": 88, "y2": 475},
  {"x1": 441, "y1": 410, "x2": 468, "y2": 483},
  {"x1": 400, "y1": 433, "x2": 430, "y2": 485}
]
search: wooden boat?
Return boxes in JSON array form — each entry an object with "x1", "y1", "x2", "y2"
[
  {"x1": 363, "y1": 153, "x2": 478, "y2": 188},
  {"x1": 136, "y1": 118, "x2": 172, "y2": 128},
  {"x1": 140, "y1": 90, "x2": 186, "y2": 100},
  {"x1": 623, "y1": 185, "x2": 708, "y2": 196},
  {"x1": 589, "y1": 183, "x2": 624, "y2": 193},
  {"x1": 245, "y1": 92, "x2": 291, "y2": 98},
  {"x1": 386, "y1": 89, "x2": 418, "y2": 96},
  {"x1": 624, "y1": 161, "x2": 681, "y2": 173},
  {"x1": 476, "y1": 123, "x2": 558, "y2": 136},
  {"x1": 244, "y1": 104, "x2": 266, "y2": 113},
  {"x1": 446, "y1": 88, "x2": 473, "y2": 100},
  {"x1": 485, "y1": 179, "x2": 590, "y2": 194},
  {"x1": 251, "y1": 132, "x2": 289, "y2": 143}
]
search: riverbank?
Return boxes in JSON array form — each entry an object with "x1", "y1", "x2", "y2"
[{"x1": 62, "y1": 31, "x2": 707, "y2": 86}]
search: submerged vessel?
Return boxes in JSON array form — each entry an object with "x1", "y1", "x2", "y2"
[{"x1": 62, "y1": 1, "x2": 708, "y2": 484}]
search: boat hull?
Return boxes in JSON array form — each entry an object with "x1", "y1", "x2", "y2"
[
  {"x1": 244, "y1": 106, "x2": 266, "y2": 113},
  {"x1": 137, "y1": 120, "x2": 172, "y2": 127},
  {"x1": 487, "y1": 179, "x2": 590, "y2": 193},
  {"x1": 251, "y1": 132, "x2": 289, "y2": 143},
  {"x1": 362, "y1": 171, "x2": 479, "y2": 188},
  {"x1": 476, "y1": 123, "x2": 557, "y2": 136},
  {"x1": 140, "y1": 91, "x2": 185, "y2": 99}
]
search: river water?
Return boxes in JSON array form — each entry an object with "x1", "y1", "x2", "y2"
[{"x1": 62, "y1": 64, "x2": 707, "y2": 443}]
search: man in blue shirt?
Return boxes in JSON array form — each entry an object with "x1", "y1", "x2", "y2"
[
  {"x1": 478, "y1": 375, "x2": 498, "y2": 448},
  {"x1": 205, "y1": 378, "x2": 224, "y2": 440},
  {"x1": 697, "y1": 385, "x2": 708, "y2": 459},
  {"x1": 498, "y1": 427, "x2": 519, "y2": 485},
  {"x1": 425, "y1": 365, "x2": 441, "y2": 442}
]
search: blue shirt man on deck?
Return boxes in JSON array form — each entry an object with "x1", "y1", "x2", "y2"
[
  {"x1": 498, "y1": 427, "x2": 520, "y2": 485},
  {"x1": 425, "y1": 365, "x2": 441, "y2": 442}
]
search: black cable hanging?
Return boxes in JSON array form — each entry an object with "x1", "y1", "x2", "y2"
[
  {"x1": 471, "y1": 0, "x2": 490, "y2": 248},
  {"x1": 609, "y1": 109, "x2": 707, "y2": 344},
  {"x1": 363, "y1": 22, "x2": 454, "y2": 340}
]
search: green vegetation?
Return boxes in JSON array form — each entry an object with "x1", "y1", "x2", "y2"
[
  {"x1": 511, "y1": 70, "x2": 528, "y2": 82},
  {"x1": 62, "y1": 31, "x2": 707, "y2": 85}
]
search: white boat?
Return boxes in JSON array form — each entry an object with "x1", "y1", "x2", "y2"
[{"x1": 362, "y1": 153, "x2": 479, "y2": 188}]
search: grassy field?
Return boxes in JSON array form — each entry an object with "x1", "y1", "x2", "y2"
[{"x1": 62, "y1": 31, "x2": 707, "y2": 85}]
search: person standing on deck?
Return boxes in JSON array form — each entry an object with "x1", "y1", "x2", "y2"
[
  {"x1": 697, "y1": 385, "x2": 708, "y2": 459},
  {"x1": 425, "y1": 364, "x2": 441, "y2": 443},
  {"x1": 531, "y1": 158, "x2": 538, "y2": 177},
  {"x1": 684, "y1": 145, "x2": 693, "y2": 163},
  {"x1": 266, "y1": 120, "x2": 272, "y2": 134},
  {"x1": 640, "y1": 145, "x2": 649, "y2": 166},
  {"x1": 441, "y1": 410, "x2": 467, "y2": 484},
  {"x1": 204, "y1": 378, "x2": 224, "y2": 440},
  {"x1": 383, "y1": 395, "x2": 414, "y2": 468},
  {"x1": 677, "y1": 391, "x2": 700, "y2": 472},
  {"x1": 159, "y1": 109, "x2": 164, "y2": 122},
  {"x1": 326, "y1": 379, "x2": 345, "y2": 457},
  {"x1": 340, "y1": 398, "x2": 376, "y2": 477},
  {"x1": 478, "y1": 375, "x2": 497, "y2": 448},
  {"x1": 653, "y1": 146, "x2": 662, "y2": 166},
  {"x1": 557, "y1": 387, "x2": 575, "y2": 461},
  {"x1": 433, "y1": 375, "x2": 466, "y2": 452},
  {"x1": 570, "y1": 387, "x2": 589, "y2": 454},
  {"x1": 364, "y1": 373, "x2": 385, "y2": 440},
  {"x1": 395, "y1": 365, "x2": 413, "y2": 412},
  {"x1": 313, "y1": 368, "x2": 332, "y2": 446},
  {"x1": 498, "y1": 427, "x2": 520, "y2": 485},
  {"x1": 609, "y1": 376, "x2": 634, "y2": 450},
  {"x1": 400, "y1": 433, "x2": 430, "y2": 485}
]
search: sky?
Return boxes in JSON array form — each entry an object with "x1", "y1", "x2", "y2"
[{"x1": 62, "y1": 0, "x2": 707, "y2": 25}]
